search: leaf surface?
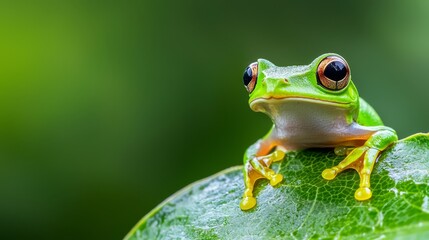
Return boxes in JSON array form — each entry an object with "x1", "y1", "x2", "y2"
[{"x1": 126, "y1": 133, "x2": 429, "y2": 239}]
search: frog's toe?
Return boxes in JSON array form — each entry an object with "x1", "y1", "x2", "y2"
[
  {"x1": 269, "y1": 173, "x2": 283, "y2": 186},
  {"x1": 334, "y1": 146, "x2": 348, "y2": 156},
  {"x1": 355, "y1": 187, "x2": 372, "y2": 201},
  {"x1": 240, "y1": 196, "x2": 257, "y2": 211},
  {"x1": 321, "y1": 168, "x2": 337, "y2": 180},
  {"x1": 272, "y1": 150, "x2": 285, "y2": 162}
]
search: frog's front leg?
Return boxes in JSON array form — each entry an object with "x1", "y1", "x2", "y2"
[
  {"x1": 322, "y1": 127, "x2": 398, "y2": 200},
  {"x1": 240, "y1": 139, "x2": 285, "y2": 210}
]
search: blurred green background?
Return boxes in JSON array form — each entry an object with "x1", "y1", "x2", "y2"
[{"x1": 1, "y1": 0, "x2": 429, "y2": 239}]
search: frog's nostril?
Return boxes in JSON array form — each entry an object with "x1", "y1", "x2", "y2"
[{"x1": 284, "y1": 78, "x2": 289, "y2": 83}]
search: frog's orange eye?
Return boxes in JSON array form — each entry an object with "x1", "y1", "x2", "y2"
[
  {"x1": 317, "y1": 56, "x2": 350, "y2": 90},
  {"x1": 243, "y1": 62, "x2": 258, "y2": 93}
]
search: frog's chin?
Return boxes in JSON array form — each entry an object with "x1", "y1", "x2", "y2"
[{"x1": 249, "y1": 97, "x2": 351, "y2": 112}]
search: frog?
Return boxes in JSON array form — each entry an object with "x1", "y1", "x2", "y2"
[{"x1": 240, "y1": 53, "x2": 398, "y2": 211}]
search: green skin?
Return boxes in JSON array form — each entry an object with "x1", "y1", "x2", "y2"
[{"x1": 240, "y1": 53, "x2": 398, "y2": 211}]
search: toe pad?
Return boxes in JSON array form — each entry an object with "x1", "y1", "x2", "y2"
[
  {"x1": 355, "y1": 187, "x2": 372, "y2": 201},
  {"x1": 240, "y1": 196, "x2": 256, "y2": 210},
  {"x1": 269, "y1": 174, "x2": 283, "y2": 186},
  {"x1": 322, "y1": 168, "x2": 337, "y2": 180}
]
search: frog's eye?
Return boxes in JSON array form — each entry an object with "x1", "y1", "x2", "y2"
[
  {"x1": 243, "y1": 62, "x2": 258, "y2": 93},
  {"x1": 317, "y1": 56, "x2": 350, "y2": 91}
]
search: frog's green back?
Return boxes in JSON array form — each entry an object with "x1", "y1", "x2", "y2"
[{"x1": 357, "y1": 97, "x2": 384, "y2": 126}]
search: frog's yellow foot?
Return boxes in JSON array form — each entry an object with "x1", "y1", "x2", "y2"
[
  {"x1": 355, "y1": 187, "x2": 372, "y2": 200},
  {"x1": 240, "y1": 196, "x2": 256, "y2": 210},
  {"x1": 334, "y1": 146, "x2": 348, "y2": 156},
  {"x1": 321, "y1": 167, "x2": 339, "y2": 180},
  {"x1": 321, "y1": 146, "x2": 380, "y2": 201},
  {"x1": 241, "y1": 150, "x2": 286, "y2": 210},
  {"x1": 271, "y1": 150, "x2": 285, "y2": 162},
  {"x1": 240, "y1": 187, "x2": 258, "y2": 210},
  {"x1": 267, "y1": 170, "x2": 283, "y2": 186}
]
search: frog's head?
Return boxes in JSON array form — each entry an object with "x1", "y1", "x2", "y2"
[{"x1": 243, "y1": 53, "x2": 359, "y2": 118}]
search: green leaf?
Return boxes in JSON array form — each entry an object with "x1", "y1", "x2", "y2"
[{"x1": 125, "y1": 133, "x2": 429, "y2": 239}]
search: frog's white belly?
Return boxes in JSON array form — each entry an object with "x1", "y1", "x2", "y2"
[{"x1": 253, "y1": 98, "x2": 376, "y2": 150}]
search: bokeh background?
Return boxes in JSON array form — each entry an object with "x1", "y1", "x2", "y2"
[{"x1": 1, "y1": 0, "x2": 429, "y2": 239}]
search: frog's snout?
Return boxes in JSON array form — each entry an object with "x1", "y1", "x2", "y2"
[{"x1": 264, "y1": 77, "x2": 289, "y2": 94}]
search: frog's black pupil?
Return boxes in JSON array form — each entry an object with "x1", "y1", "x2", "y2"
[
  {"x1": 243, "y1": 67, "x2": 253, "y2": 86},
  {"x1": 324, "y1": 61, "x2": 347, "y2": 81}
]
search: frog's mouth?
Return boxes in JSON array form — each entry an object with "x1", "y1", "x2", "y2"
[{"x1": 250, "y1": 97, "x2": 351, "y2": 112}]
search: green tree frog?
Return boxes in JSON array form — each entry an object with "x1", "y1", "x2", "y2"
[{"x1": 240, "y1": 53, "x2": 397, "y2": 210}]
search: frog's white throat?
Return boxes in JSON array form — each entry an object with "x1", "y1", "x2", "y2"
[{"x1": 250, "y1": 97, "x2": 363, "y2": 149}]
